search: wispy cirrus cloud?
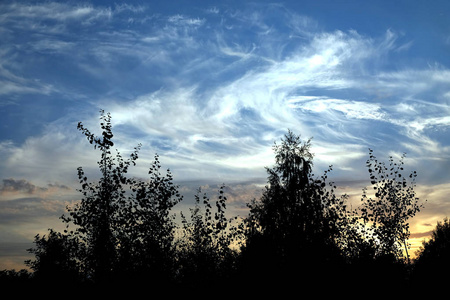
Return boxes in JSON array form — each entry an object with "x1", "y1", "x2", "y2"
[
  {"x1": 76, "y1": 7, "x2": 449, "y2": 186},
  {"x1": 0, "y1": 2, "x2": 145, "y2": 24},
  {"x1": 1, "y1": 2, "x2": 448, "y2": 181},
  {"x1": 0, "y1": 1, "x2": 149, "y2": 98}
]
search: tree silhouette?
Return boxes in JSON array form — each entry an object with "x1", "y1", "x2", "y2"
[
  {"x1": 113, "y1": 154, "x2": 183, "y2": 286},
  {"x1": 241, "y1": 131, "x2": 347, "y2": 286},
  {"x1": 43, "y1": 110, "x2": 183, "y2": 286},
  {"x1": 59, "y1": 110, "x2": 141, "y2": 283},
  {"x1": 338, "y1": 149, "x2": 425, "y2": 289},
  {"x1": 358, "y1": 149, "x2": 424, "y2": 263},
  {"x1": 413, "y1": 217, "x2": 450, "y2": 285}
]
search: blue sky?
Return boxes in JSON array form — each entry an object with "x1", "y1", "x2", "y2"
[{"x1": 1, "y1": 0, "x2": 450, "y2": 269}]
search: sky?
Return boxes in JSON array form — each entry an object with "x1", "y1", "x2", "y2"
[{"x1": 1, "y1": 0, "x2": 450, "y2": 270}]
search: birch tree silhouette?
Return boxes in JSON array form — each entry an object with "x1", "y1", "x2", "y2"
[
  {"x1": 59, "y1": 110, "x2": 182, "y2": 285},
  {"x1": 359, "y1": 149, "x2": 424, "y2": 263}
]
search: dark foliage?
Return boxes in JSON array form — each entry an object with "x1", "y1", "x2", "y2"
[
  {"x1": 2, "y1": 111, "x2": 441, "y2": 292},
  {"x1": 358, "y1": 149, "x2": 424, "y2": 263},
  {"x1": 0, "y1": 269, "x2": 32, "y2": 286},
  {"x1": 240, "y1": 131, "x2": 346, "y2": 287},
  {"x1": 412, "y1": 217, "x2": 450, "y2": 286},
  {"x1": 25, "y1": 229, "x2": 81, "y2": 284},
  {"x1": 53, "y1": 110, "x2": 181, "y2": 288},
  {"x1": 176, "y1": 186, "x2": 242, "y2": 289}
]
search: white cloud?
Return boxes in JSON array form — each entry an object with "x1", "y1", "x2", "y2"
[
  {"x1": 289, "y1": 97, "x2": 386, "y2": 120},
  {"x1": 31, "y1": 39, "x2": 75, "y2": 53},
  {"x1": 409, "y1": 116, "x2": 450, "y2": 132},
  {"x1": 0, "y1": 80, "x2": 55, "y2": 95},
  {"x1": 110, "y1": 88, "x2": 213, "y2": 138},
  {"x1": 1, "y1": 3, "x2": 448, "y2": 188},
  {"x1": 0, "y1": 50, "x2": 57, "y2": 96},
  {"x1": 85, "y1": 21, "x2": 448, "y2": 187},
  {"x1": 0, "y1": 122, "x2": 98, "y2": 187},
  {"x1": 1, "y1": 2, "x2": 111, "y2": 22},
  {"x1": 168, "y1": 14, "x2": 205, "y2": 27}
]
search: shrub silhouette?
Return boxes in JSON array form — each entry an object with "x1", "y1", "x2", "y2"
[
  {"x1": 176, "y1": 186, "x2": 242, "y2": 289},
  {"x1": 0, "y1": 269, "x2": 33, "y2": 289},
  {"x1": 25, "y1": 229, "x2": 81, "y2": 284}
]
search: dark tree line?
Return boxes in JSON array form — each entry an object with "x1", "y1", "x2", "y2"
[{"x1": 2, "y1": 110, "x2": 447, "y2": 292}]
